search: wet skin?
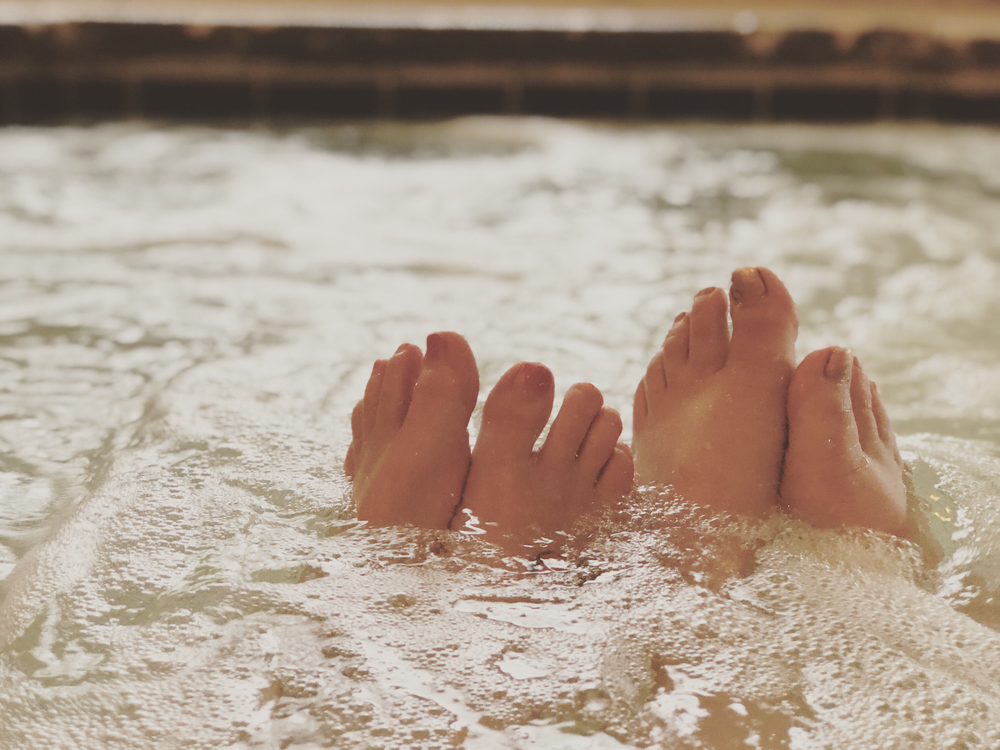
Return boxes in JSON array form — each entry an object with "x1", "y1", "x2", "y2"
[{"x1": 347, "y1": 268, "x2": 911, "y2": 542}]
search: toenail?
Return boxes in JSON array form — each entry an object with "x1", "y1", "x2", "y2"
[
  {"x1": 425, "y1": 333, "x2": 443, "y2": 360},
  {"x1": 695, "y1": 286, "x2": 717, "y2": 298},
  {"x1": 824, "y1": 348, "x2": 852, "y2": 381},
  {"x1": 515, "y1": 362, "x2": 552, "y2": 394},
  {"x1": 730, "y1": 268, "x2": 767, "y2": 306},
  {"x1": 394, "y1": 344, "x2": 408, "y2": 355},
  {"x1": 673, "y1": 311, "x2": 687, "y2": 324}
]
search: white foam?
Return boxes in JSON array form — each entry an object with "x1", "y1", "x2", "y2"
[{"x1": 1, "y1": 120, "x2": 999, "y2": 748}]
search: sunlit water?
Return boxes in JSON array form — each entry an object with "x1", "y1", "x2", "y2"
[{"x1": 1, "y1": 119, "x2": 999, "y2": 749}]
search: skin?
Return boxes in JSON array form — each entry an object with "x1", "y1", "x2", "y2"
[
  {"x1": 779, "y1": 346, "x2": 910, "y2": 537},
  {"x1": 632, "y1": 267, "x2": 798, "y2": 518},
  {"x1": 346, "y1": 334, "x2": 633, "y2": 546},
  {"x1": 347, "y1": 269, "x2": 912, "y2": 544},
  {"x1": 452, "y1": 361, "x2": 634, "y2": 546},
  {"x1": 345, "y1": 331, "x2": 479, "y2": 529}
]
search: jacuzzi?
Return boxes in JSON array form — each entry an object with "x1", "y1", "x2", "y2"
[
  {"x1": 0, "y1": 117, "x2": 998, "y2": 748},
  {"x1": 1, "y1": 3, "x2": 1000, "y2": 747}
]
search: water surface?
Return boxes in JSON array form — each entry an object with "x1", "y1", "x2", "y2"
[{"x1": 0, "y1": 119, "x2": 999, "y2": 749}]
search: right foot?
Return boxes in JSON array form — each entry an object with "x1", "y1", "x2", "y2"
[
  {"x1": 779, "y1": 347, "x2": 910, "y2": 537},
  {"x1": 632, "y1": 267, "x2": 798, "y2": 517},
  {"x1": 452, "y1": 362, "x2": 634, "y2": 545},
  {"x1": 344, "y1": 332, "x2": 479, "y2": 529}
]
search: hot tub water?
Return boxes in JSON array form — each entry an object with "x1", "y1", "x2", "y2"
[{"x1": 0, "y1": 119, "x2": 998, "y2": 748}]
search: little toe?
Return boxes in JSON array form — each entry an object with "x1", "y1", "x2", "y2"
[
  {"x1": 596, "y1": 443, "x2": 635, "y2": 500},
  {"x1": 727, "y1": 267, "x2": 798, "y2": 369},
  {"x1": 661, "y1": 311, "x2": 691, "y2": 378},
  {"x1": 633, "y1": 380, "x2": 649, "y2": 434},
  {"x1": 362, "y1": 358, "x2": 388, "y2": 439},
  {"x1": 849, "y1": 357, "x2": 881, "y2": 455},
  {"x1": 344, "y1": 400, "x2": 363, "y2": 478},
  {"x1": 543, "y1": 383, "x2": 604, "y2": 464},
  {"x1": 351, "y1": 398, "x2": 363, "y2": 440},
  {"x1": 475, "y1": 362, "x2": 555, "y2": 460},
  {"x1": 344, "y1": 444, "x2": 355, "y2": 479},
  {"x1": 687, "y1": 287, "x2": 730, "y2": 374},
  {"x1": 373, "y1": 344, "x2": 424, "y2": 440}
]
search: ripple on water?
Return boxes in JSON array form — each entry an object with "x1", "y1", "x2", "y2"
[{"x1": 0, "y1": 120, "x2": 999, "y2": 748}]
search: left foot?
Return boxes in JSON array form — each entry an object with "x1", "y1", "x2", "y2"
[
  {"x1": 452, "y1": 362, "x2": 634, "y2": 545},
  {"x1": 779, "y1": 347, "x2": 910, "y2": 536},
  {"x1": 345, "y1": 332, "x2": 479, "y2": 529}
]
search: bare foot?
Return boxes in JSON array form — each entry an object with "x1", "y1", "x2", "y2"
[
  {"x1": 632, "y1": 267, "x2": 798, "y2": 517},
  {"x1": 779, "y1": 347, "x2": 910, "y2": 537},
  {"x1": 344, "y1": 332, "x2": 479, "y2": 529},
  {"x1": 452, "y1": 362, "x2": 634, "y2": 545}
]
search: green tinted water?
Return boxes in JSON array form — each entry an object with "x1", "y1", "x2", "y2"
[{"x1": 0, "y1": 120, "x2": 998, "y2": 748}]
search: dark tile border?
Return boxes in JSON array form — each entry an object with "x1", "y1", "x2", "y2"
[{"x1": 1, "y1": 21, "x2": 999, "y2": 124}]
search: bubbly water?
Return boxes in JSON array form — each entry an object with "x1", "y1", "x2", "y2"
[{"x1": 0, "y1": 119, "x2": 998, "y2": 749}]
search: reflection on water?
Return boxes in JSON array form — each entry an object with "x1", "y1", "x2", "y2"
[{"x1": 0, "y1": 119, "x2": 999, "y2": 748}]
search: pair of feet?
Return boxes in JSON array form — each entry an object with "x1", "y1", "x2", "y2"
[
  {"x1": 343, "y1": 333, "x2": 633, "y2": 543},
  {"x1": 344, "y1": 268, "x2": 910, "y2": 546},
  {"x1": 634, "y1": 267, "x2": 909, "y2": 537}
]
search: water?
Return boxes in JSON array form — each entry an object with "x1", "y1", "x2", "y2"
[{"x1": 0, "y1": 119, "x2": 998, "y2": 749}]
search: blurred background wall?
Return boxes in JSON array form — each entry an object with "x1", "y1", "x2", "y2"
[{"x1": 1, "y1": 0, "x2": 999, "y2": 124}]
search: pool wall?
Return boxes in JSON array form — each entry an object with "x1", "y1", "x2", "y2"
[{"x1": 2, "y1": 3, "x2": 1000, "y2": 124}]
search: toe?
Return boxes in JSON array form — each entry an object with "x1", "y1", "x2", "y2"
[
  {"x1": 474, "y1": 362, "x2": 554, "y2": 460},
  {"x1": 373, "y1": 344, "x2": 424, "y2": 440},
  {"x1": 362, "y1": 359, "x2": 388, "y2": 439},
  {"x1": 542, "y1": 383, "x2": 604, "y2": 464},
  {"x1": 727, "y1": 267, "x2": 798, "y2": 370},
  {"x1": 786, "y1": 347, "x2": 864, "y2": 468},
  {"x1": 596, "y1": 443, "x2": 635, "y2": 501},
  {"x1": 344, "y1": 400, "x2": 363, "y2": 478},
  {"x1": 633, "y1": 380, "x2": 649, "y2": 434},
  {"x1": 352, "y1": 398, "x2": 364, "y2": 447},
  {"x1": 687, "y1": 287, "x2": 730, "y2": 374},
  {"x1": 344, "y1": 444, "x2": 355, "y2": 478},
  {"x1": 577, "y1": 407, "x2": 624, "y2": 483},
  {"x1": 871, "y1": 381, "x2": 903, "y2": 465},
  {"x1": 404, "y1": 332, "x2": 480, "y2": 428},
  {"x1": 783, "y1": 348, "x2": 910, "y2": 535},
  {"x1": 661, "y1": 311, "x2": 691, "y2": 379},
  {"x1": 642, "y1": 350, "x2": 668, "y2": 409},
  {"x1": 850, "y1": 357, "x2": 881, "y2": 456}
]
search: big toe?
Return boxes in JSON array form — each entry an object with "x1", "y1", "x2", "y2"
[
  {"x1": 785, "y1": 346, "x2": 861, "y2": 467},
  {"x1": 405, "y1": 331, "x2": 480, "y2": 429},
  {"x1": 475, "y1": 362, "x2": 555, "y2": 460},
  {"x1": 727, "y1": 267, "x2": 798, "y2": 370}
]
